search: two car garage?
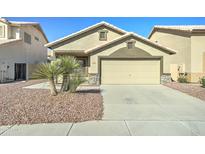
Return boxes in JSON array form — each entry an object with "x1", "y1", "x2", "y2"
[{"x1": 100, "y1": 57, "x2": 162, "y2": 85}]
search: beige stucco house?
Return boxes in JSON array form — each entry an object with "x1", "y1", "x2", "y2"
[
  {"x1": 149, "y1": 26, "x2": 205, "y2": 82},
  {"x1": 46, "y1": 22, "x2": 177, "y2": 85},
  {"x1": 0, "y1": 18, "x2": 48, "y2": 82}
]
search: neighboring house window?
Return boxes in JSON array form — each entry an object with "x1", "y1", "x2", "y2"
[
  {"x1": 24, "y1": 32, "x2": 31, "y2": 44},
  {"x1": 0, "y1": 26, "x2": 5, "y2": 38},
  {"x1": 127, "y1": 41, "x2": 135, "y2": 49},
  {"x1": 99, "y1": 30, "x2": 108, "y2": 41},
  {"x1": 35, "y1": 36, "x2": 39, "y2": 41}
]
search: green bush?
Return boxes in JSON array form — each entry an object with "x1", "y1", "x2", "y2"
[
  {"x1": 177, "y1": 74, "x2": 188, "y2": 83},
  {"x1": 69, "y1": 74, "x2": 86, "y2": 93},
  {"x1": 201, "y1": 77, "x2": 205, "y2": 88}
]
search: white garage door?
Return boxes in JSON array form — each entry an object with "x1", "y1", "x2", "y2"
[{"x1": 101, "y1": 59, "x2": 161, "y2": 84}]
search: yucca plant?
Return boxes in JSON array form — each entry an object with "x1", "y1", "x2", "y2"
[
  {"x1": 201, "y1": 76, "x2": 205, "y2": 88},
  {"x1": 32, "y1": 62, "x2": 62, "y2": 96},
  {"x1": 58, "y1": 56, "x2": 80, "y2": 92},
  {"x1": 69, "y1": 73, "x2": 86, "y2": 93},
  {"x1": 177, "y1": 73, "x2": 188, "y2": 83}
]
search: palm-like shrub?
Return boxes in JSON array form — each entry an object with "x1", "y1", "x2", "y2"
[
  {"x1": 32, "y1": 56, "x2": 85, "y2": 96},
  {"x1": 58, "y1": 56, "x2": 80, "y2": 92},
  {"x1": 69, "y1": 73, "x2": 86, "y2": 93},
  {"x1": 32, "y1": 62, "x2": 62, "y2": 96},
  {"x1": 200, "y1": 76, "x2": 205, "y2": 88},
  {"x1": 177, "y1": 73, "x2": 188, "y2": 83}
]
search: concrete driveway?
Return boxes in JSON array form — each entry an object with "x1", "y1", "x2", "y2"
[
  {"x1": 100, "y1": 85, "x2": 205, "y2": 135},
  {"x1": 1, "y1": 85, "x2": 205, "y2": 136}
]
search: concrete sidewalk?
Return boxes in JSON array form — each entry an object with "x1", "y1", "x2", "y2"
[{"x1": 1, "y1": 120, "x2": 205, "y2": 136}]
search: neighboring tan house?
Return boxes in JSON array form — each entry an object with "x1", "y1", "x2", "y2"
[
  {"x1": 0, "y1": 18, "x2": 48, "y2": 82},
  {"x1": 46, "y1": 21, "x2": 177, "y2": 85},
  {"x1": 149, "y1": 25, "x2": 205, "y2": 82}
]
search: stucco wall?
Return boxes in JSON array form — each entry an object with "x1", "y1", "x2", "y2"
[
  {"x1": 0, "y1": 22, "x2": 8, "y2": 39},
  {"x1": 0, "y1": 41, "x2": 25, "y2": 80},
  {"x1": 150, "y1": 31, "x2": 191, "y2": 72},
  {"x1": 53, "y1": 27, "x2": 122, "y2": 51},
  {"x1": 27, "y1": 64, "x2": 39, "y2": 79},
  {"x1": 10, "y1": 26, "x2": 21, "y2": 39},
  {"x1": 89, "y1": 38, "x2": 172, "y2": 74},
  {"x1": 21, "y1": 26, "x2": 47, "y2": 64},
  {"x1": 150, "y1": 31, "x2": 205, "y2": 82},
  {"x1": 0, "y1": 25, "x2": 47, "y2": 80},
  {"x1": 203, "y1": 52, "x2": 205, "y2": 72},
  {"x1": 190, "y1": 35, "x2": 205, "y2": 73}
]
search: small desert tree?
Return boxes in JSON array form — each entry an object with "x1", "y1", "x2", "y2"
[
  {"x1": 58, "y1": 56, "x2": 80, "y2": 92},
  {"x1": 32, "y1": 62, "x2": 62, "y2": 96},
  {"x1": 69, "y1": 73, "x2": 86, "y2": 92}
]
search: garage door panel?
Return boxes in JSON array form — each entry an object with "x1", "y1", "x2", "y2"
[{"x1": 101, "y1": 60, "x2": 160, "y2": 85}]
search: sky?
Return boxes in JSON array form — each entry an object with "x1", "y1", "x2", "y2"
[{"x1": 6, "y1": 17, "x2": 205, "y2": 42}]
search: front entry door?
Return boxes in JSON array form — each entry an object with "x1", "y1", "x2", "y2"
[{"x1": 15, "y1": 63, "x2": 26, "y2": 80}]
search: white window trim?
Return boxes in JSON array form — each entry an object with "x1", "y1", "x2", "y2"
[
  {"x1": 24, "y1": 32, "x2": 32, "y2": 44},
  {"x1": 34, "y1": 36, "x2": 39, "y2": 41},
  {"x1": 98, "y1": 29, "x2": 108, "y2": 41},
  {"x1": 126, "y1": 39, "x2": 136, "y2": 49},
  {"x1": 0, "y1": 25, "x2": 5, "y2": 38}
]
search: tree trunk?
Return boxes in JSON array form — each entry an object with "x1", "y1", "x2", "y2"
[
  {"x1": 61, "y1": 74, "x2": 69, "y2": 92},
  {"x1": 66, "y1": 75, "x2": 70, "y2": 91},
  {"x1": 60, "y1": 74, "x2": 66, "y2": 92},
  {"x1": 48, "y1": 79, "x2": 57, "y2": 96}
]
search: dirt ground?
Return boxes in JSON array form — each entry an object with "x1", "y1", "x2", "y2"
[
  {"x1": 164, "y1": 82, "x2": 205, "y2": 101},
  {"x1": 0, "y1": 80, "x2": 103, "y2": 126}
]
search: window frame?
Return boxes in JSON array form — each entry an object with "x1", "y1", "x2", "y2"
[
  {"x1": 24, "y1": 32, "x2": 32, "y2": 44},
  {"x1": 34, "y1": 36, "x2": 39, "y2": 41},
  {"x1": 127, "y1": 42, "x2": 134, "y2": 49},
  {"x1": 126, "y1": 39, "x2": 136, "y2": 49},
  {"x1": 98, "y1": 30, "x2": 108, "y2": 41},
  {"x1": 0, "y1": 25, "x2": 5, "y2": 38}
]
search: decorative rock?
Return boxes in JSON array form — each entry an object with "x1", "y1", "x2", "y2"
[
  {"x1": 88, "y1": 74, "x2": 99, "y2": 85},
  {"x1": 0, "y1": 80, "x2": 103, "y2": 126},
  {"x1": 161, "y1": 74, "x2": 172, "y2": 84}
]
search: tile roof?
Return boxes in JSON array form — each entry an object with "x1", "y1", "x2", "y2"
[
  {"x1": 45, "y1": 21, "x2": 127, "y2": 48},
  {"x1": 148, "y1": 25, "x2": 205, "y2": 38},
  {"x1": 153, "y1": 25, "x2": 205, "y2": 31},
  {"x1": 0, "y1": 18, "x2": 48, "y2": 43},
  {"x1": 84, "y1": 32, "x2": 177, "y2": 55}
]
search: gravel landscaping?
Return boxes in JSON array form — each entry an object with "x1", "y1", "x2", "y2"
[
  {"x1": 0, "y1": 80, "x2": 103, "y2": 126},
  {"x1": 164, "y1": 82, "x2": 205, "y2": 101}
]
